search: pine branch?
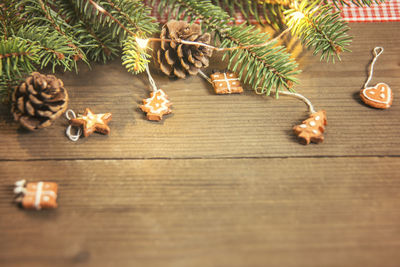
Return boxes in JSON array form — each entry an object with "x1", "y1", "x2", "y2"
[
  {"x1": 20, "y1": 0, "x2": 87, "y2": 66},
  {"x1": 148, "y1": 0, "x2": 300, "y2": 94},
  {"x1": 0, "y1": 1, "x2": 24, "y2": 39},
  {"x1": 15, "y1": 25, "x2": 78, "y2": 71},
  {"x1": 0, "y1": 75, "x2": 20, "y2": 102},
  {"x1": 211, "y1": 0, "x2": 286, "y2": 29},
  {"x1": 57, "y1": 0, "x2": 119, "y2": 62},
  {"x1": 122, "y1": 36, "x2": 151, "y2": 74},
  {"x1": 0, "y1": 37, "x2": 39, "y2": 79},
  {"x1": 284, "y1": 0, "x2": 352, "y2": 62},
  {"x1": 221, "y1": 24, "x2": 300, "y2": 94},
  {"x1": 73, "y1": 0, "x2": 158, "y2": 71}
]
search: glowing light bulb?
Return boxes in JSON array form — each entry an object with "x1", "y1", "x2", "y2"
[
  {"x1": 136, "y1": 37, "x2": 149, "y2": 49},
  {"x1": 291, "y1": 11, "x2": 305, "y2": 22}
]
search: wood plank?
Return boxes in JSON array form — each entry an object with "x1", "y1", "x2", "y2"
[
  {"x1": 1, "y1": 23, "x2": 400, "y2": 160},
  {"x1": 1, "y1": 158, "x2": 400, "y2": 267}
]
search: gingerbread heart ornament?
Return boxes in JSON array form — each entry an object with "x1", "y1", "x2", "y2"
[{"x1": 360, "y1": 83, "x2": 393, "y2": 109}]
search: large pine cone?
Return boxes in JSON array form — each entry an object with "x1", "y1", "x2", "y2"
[
  {"x1": 157, "y1": 20, "x2": 213, "y2": 78},
  {"x1": 11, "y1": 72, "x2": 68, "y2": 131}
]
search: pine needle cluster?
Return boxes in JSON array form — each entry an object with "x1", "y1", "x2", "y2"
[{"x1": 0, "y1": 0, "x2": 384, "y2": 101}]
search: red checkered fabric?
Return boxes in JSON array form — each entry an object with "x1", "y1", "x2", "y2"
[
  {"x1": 337, "y1": 0, "x2": 400, "y2": 22},
  {"x1": 146, "y1": 0, "x2": 400, "y2": 23}
]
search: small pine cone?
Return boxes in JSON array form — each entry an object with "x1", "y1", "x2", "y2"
[
  {"x1": 11, "y1": 72, "x2": 68, "y2": 131},
  {"x1": 156, "y1": 20, "x2": 213, "y2": 78}
]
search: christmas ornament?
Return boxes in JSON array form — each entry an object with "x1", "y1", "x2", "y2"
[
  {"x1": 14, "y1": 180, "x2": 58, "y2": 210},
  {"x1": 210, "y1": 71, "x2": 244, "y2": 94},
  {"x1": 11, "y1": 72, "x2": 68, "y2": 131},
  {"x1": 360, "y1": 47, "x2": 393, "y2": 109},
  {"x1": 140, "y1": 89, "x2": 172, "y2": 121},
  {"x1": 293, "y1": 110, "x2": 327, "y2": 145},
  {"x1": 256, "y1": 88, "x2": 327, "y2": 145},
  {"x1": 139, "y1": 49, "x2": 173, "y2": 122},
  {"x1": 157, "y1": 20, "x2": 213, "y2": 78},
  {"x1": 68, "y1": 108, "x2": 112, "y2": 138}
]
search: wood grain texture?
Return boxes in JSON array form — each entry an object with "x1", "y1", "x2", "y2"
[
  {"x1": 1, "y1": 158, "x2": 400, "y2": 267},
  {"x1": 1, "y1": 22, "x2": 400, "y2": 267},
  {"x1": 0, "y1": 23, "x2": 399, "y2": 160}
]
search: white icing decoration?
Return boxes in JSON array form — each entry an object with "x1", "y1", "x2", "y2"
[
  {"x1": 213, "y1": 73, "x2": 240, "y2": 93},
  {"x1": 362, "y1": 83, "x2": 392, "y2": 107},
  {"x1": 43, "y1": 196, "x2": 50, "y2": 202},
  {"x1": 34, "y1": 182, "x2": 43, "y2": 210},
  {"x1": 312, "y1": 129, "x2": 318, "y2": 134},
  {"x1": 315, "y1": 116, "x2": 320, "y2": 121},
  {"x1": 380, "y1": 93, "x2": 385, "y2": 98},
  {"x1": 143, "y1": 89, "x2": 169, "y2": 114},
  {"x1": 300, "y1": 124, "x2": 307, "y2": 128},
  {"x1": 309, "y1": 121, "x2": 316, "y2": 127},
  {"x1": 79, "y1": 110, "x2": 109, "y2": 129},
  {"x1": 370, "y1": 91, "x2": 375, "y2": 95}
]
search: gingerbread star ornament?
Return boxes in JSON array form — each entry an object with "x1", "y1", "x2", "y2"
[{"x1": 69, "y1": 108, "x2": 112, "y2": 137}]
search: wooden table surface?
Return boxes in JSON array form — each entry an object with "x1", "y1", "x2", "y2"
[{"x1": 1, "y1": 23, "x2": 400, "y2": 267}]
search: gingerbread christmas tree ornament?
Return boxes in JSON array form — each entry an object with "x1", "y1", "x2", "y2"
[
  {"x1": 264, "y1": 91, "x2": 327, "y2": 145},
  {"x1": 293, "y1": 110, "x2": 327, "y2": 145},
  {"x1": 14, "y1": 180, "x2": 58, "y2": 210},
  {"x1": 140, "y1": 89, "x2": 172, "y2": 121},
  {"x1": 360, "y1": 47, "x2": 393, "y2": 109},
  {"x1": 69, "y1": 108, "x2": 112, "y2": 137}
]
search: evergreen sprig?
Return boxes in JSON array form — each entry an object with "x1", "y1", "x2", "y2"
[
  {"x1": 211, "y1": 0, "x2": 286, "y2": 28},
  {"x1": 0, "y1": 37, "x2": 39, "y2": 79},
  {"x1": 285, "y1": 0, "x2": 352, "y2": 62},
  {"x1": 221, "y1": 24, "x2": 300, "y2": 94}
]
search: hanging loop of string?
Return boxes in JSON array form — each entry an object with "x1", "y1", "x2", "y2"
[
  {"x1": 256, "y1": 87, "x2": 316, "y2": 114},
  {"x1": 364, "y1": 46, "x2": 384, "y2": 88},
  {"x1": 65, "y1": 109, "x2": 82, "y2": 142}
]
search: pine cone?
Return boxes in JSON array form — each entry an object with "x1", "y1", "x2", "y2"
[
  {"x1": 11, "y1": 72, "x2": 68, "y2": 131},
  {"x1": 157, "y1": 20, "x2": 213, "y2": 78}
]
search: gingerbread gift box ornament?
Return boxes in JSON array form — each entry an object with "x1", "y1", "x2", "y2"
[
  {"x1": 14, "y1": 180, "x2": 58, "y2": 210},
  {"x1": 210, "y1": 71, "x2": 244, "y2": 94},
  {"x1": 360, "y1": 47, "x2": 393, "y2": 109}
]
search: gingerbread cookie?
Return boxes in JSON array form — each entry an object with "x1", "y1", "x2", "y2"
[
  {"x1": 360, "y1": 83, "x2": 392, "y2": 109},
  {"x1": 14, "y1": 180, "x2": 58, "y2": 210},
  {"x1": 293, "y1": 110, "x2": 327, "y2": 145},
  {"x1": 69, "y1": 108, "x2": 112, "y2": 137},
  {"x1": 140, "y1": 89, "x2": 172, "y2": 121},
  {"x1": 210, "y1": 72, "x2": 243, "y2": 94}
]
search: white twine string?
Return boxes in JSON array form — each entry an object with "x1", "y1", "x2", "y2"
[
  {"x1": 65, "y1": 109, "x2": 82, "y2": 142},
  {"x1": 198, "y1": 70, "x2": 213, "y2": 84},
  {"x1": 279, "y1": 91, "x2": 316, "y2": 114},
  {"x1": 257, "y1": 88, "x2": 316, "y2": 114},
  {"x1": 364, "y1": 47, "x2": 384, "y2": 88}
]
